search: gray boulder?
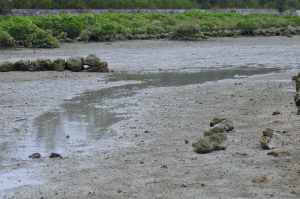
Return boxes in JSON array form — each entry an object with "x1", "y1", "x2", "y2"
[
  {"x1": 53, "y1": 58, "x2": 65, "y2": 71},
  {"x1": 15, "y1": 60, "x2": 31, "y2": 71},
  {"x1": 192, "y1": 133, "x2": 227, "y2": 154},
  {"x1": 0, "y1": 61, "x2": 15, "y2": 72},
  {"x1": 66, "y1": 57, "x2": 83, "y2": 72},
  {"x1": 35, "y1": 59, "x2": 53, "y2": 71},
  {"x1": 210, "y1": 117, "x2": 234, "y2": 132},
  {"x1": 83, "y1": 54, "x2": 101, "y2": 67}
]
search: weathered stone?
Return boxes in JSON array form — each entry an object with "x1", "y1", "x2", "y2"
[
  {"x1": 66, "y1": 57, "x2": 83, "y2": 72},
  {"x1": 210, "y1": 117, "x2": 234, "y2": 132},
  {"x1": 83, "y1": 54, "x2": 101, "y2": 67},
  {"x1": 267, "y1": 150, "x2": 292, "y2": 157},
  {"x1": 260, "y1": 132, "x2": 282, "y2": 150},
  {"x1": 49, "y1": 153, "x2": 62, "y2": 158},
  {"x1": 0, "y1": 61, "x2": 15, "y2": 72},
  {"x1": 263, "y1": 128, "x2": 273, "y2": 137},
  {"x1": 272, "y1": 110, "x2": 281, "y2": 115},
  {"x1": 204, "y1": 126, "x2": 224, "y2": 137},
  {"x1": 15, "y1": 60, "x2": 31, "y2": 71},
  {"x1": 29, "y1": 153, "x2": 41, "y2": 158},
  {"x1": 35, "y1": 59, "x2": 53, "y2": 71},
  {"x1": 192, "y1": 133, "x2": 227, "y2": 154},
  {"x1": 294, "y1": 92, "x2": 300, "y2": 106},
  {"x1": 53, "y1": 58, "x2": 65, "y2": 71},
  {"x1": 210, "y1": 117, "x2": 227, "y2": 127}
]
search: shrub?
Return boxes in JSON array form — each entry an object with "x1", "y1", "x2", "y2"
[
  {"x1": 26, "y1": 28, "x2": 59, "y2": 48},
  {"x1": 0, "y1": 29, "x2": 15, "y2": 47},
  {"x1": 236, "y1": 18, "x2": 259, "y2": 34}
]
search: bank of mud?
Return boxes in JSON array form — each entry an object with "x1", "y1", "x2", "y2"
[{"x1": 0, "y1": 38, "x2": 300, "y2": 198}]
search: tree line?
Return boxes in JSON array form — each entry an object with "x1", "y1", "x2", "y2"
[{"x1": 1, "y1": 0, "x2": 300, "y2": 14}]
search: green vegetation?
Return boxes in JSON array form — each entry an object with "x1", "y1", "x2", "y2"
[
  {"x1": 1, "y1": 11, "x2": 300, "y2": 48},
  {"x1": 0, "y1": 0, "x2": 300, "y2": 12}
]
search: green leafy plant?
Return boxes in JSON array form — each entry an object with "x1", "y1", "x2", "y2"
[{"x1": 0, "y1": 28, "x2": 14, "y2": 47}]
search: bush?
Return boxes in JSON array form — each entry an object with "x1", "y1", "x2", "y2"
[
  {"x1": 26, "y1": 28, "x2": 59, "y2": 48},
  {"x1": 0, "y1": 29, "x2": 15, "y2": 47},
  {"x1": 236, "y1": 19, "x2": 259, "y2": 34},
  {"x1": 171, "y1": 20, "x2": 202, "y2": 39}
]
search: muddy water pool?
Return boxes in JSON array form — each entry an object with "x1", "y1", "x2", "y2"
[{"x1": 0, "y1": 37, "x2": 300, "y2": 161}]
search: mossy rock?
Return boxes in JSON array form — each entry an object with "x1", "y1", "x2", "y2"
[
  {"x1": 263, "y1": 128, "x2": 273, "y2": 137},
  {"x1": 192, "y1": 133, "x2": 227, "y2": 154},
  {"x1": 15, "y1": 60, "x2": 31, "y2": 71},
  {"x1": 294, "y1": 92, "x2": 300, "y2": 106},
  {"x1": 53, "y1": 58, "x2": 65, "y2": 71},
  {"x1": 210, "y1": 117, "x2": 227, "y2": 127},
  {"x1": 204, "y1": 126, "x2": 225, "y2": 137},
  {"x1": 260, "y1": 136, "x2": 271, "y2": 150},
  {"x1": 0, "y1": 61, "x2": 15, "y2": 72},
  {"x1": 35, "y1": 59, "x2": 53, "y2": 71}
]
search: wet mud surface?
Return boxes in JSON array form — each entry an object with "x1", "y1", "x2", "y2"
[{"x1": 0, "y1": 37, "x2": 300, "y2": 198}]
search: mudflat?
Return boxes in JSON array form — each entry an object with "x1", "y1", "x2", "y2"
[{"x1": 0, "y1": 38, "x2": 300, "y2": 198}]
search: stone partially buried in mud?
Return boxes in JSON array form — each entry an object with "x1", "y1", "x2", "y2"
[
  {"x1": 83, "y1": 54, "x2": 101, "y2": 67},
  {"x1": 66, "y1": 57, "x2": 83, "y2": 72},
  {"x1": 0, "y1": 61, "x2": 15, "y2": 72},
  {"x1": 86, "y1": 62, "x2": 109, "y2": 72},
  {"x1": 52, "y1": 58, "x2": 65, "y2": 71},
  {"x1": 15, "y1": 60, "x2": 31, "y2": 71},
  {"x1": 203, "y1": 126, "x2": 225, "y2": 137},
  {"x1": 192, "y1": 133, "x2": 227, "y2": 154},
  {"x1": 35, "y1": 59, "x2": 53, "y2": 71},
  {"x1": 29, "y1": 153, "x2": 41, "y2": 158},
  {"x1": 210, "y1": 117, "x2": 234, "y2": 132},
  {"x1": 260, "y1": 129, "x2": 282, "y2": 150}
]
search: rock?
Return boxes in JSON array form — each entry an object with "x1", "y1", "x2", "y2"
[
  {"x1": 35, "y1": 59, "x2": 53, "y2": 71},
  {"x1": 192, "y1": 133, "x2": 227, "y2": 154},
  {"x1": 49, "y1": 153, "x2": 62, "y2": 158},
  {"x1": 267, "y1": 150, "x2": 292, "y2": 157},
  {"x1": 204, "y1": 126, "x2": 225, "y2": 137},
  {"x1": 66, "y1": 57, "x2": 83, "y2": 72},
  {"x1": 15, "y1": 60, "x2": 31, "y2": 71},
  {"x1": 86, "y1": 61, "x2": 109, "y2": 72},
  {"x1": 0, "y1": 61, "x2": 15, "y2": 72},
  {"x1": 210, "y1": 117, "x2": 234, "y2": 132},
  {"x1": 263, "y1": 128, "x2": 273, "y2": 137},
  {"x1": 83, "y1": 54, "x2": 101, "y2": 67},
  {"x1": 272, "y1": 110, "x2": 280, "y2": 115},
  {"x1": 252, "y1": 175, "x2": 267, "y2": 183},
  {"x1": 210, "y1": 117, "x2": 227, "y2": 127},
  {"x1": 294, "y1": 92, "x2": 300, "y2": 106},
  {"x1": 52, "y1": 58, "x2": 65, "y2": 71},
  {"x1": 29, "y1": 153, "x2": 41, "y2": 158},
  {"x1": 260, "y1": 129, "x2": 282, "y2": 150}
]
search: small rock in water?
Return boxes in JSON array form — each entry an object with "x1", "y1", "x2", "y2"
[{"x1": 29, "y1": 153, "x2": 41, "y2": 158}]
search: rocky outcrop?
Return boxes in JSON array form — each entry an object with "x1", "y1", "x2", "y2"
[
  {"x1": 53, "y1": 58, "x2": 65, "y2": 71},
  {"x1": 260, "y1": 128, "x2": 282, "y2": 150},
  {"x1": 0, "y1": 61, "x2": 15, "y2": 72}
]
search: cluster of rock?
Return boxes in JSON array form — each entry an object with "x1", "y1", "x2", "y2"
[
  {"x1": 259, "y1": 128, "x2": 282, "y2": 150},
  {"x1": 0, "y1": 54, "x2": 109, "y2": 72},
  {"x1": 192, "y1": 117, "x2": 234, "y2": 154},
  {"x1": 293, "y1": 72, "x2": 300, "y2": 114}
]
